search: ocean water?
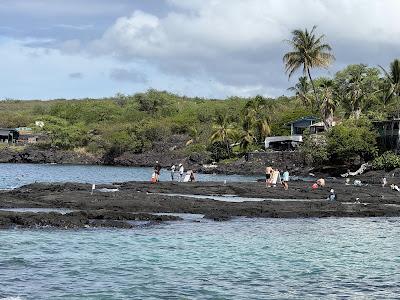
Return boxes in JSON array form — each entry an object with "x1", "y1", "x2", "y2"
[
  {"x1": 1, "y1": 217, "x2": 400, "y2": 299},
  {"x1": 0, "y1": 163, "x2": 258, "y2": 190}
]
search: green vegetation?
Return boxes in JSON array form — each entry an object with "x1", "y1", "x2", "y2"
[
  {"x1": 372, "y1": 152, "x2": 400, "y2": 171},
  {"x1": 283, "y1": 25, "x2": 335, "y2": 129},
  {"x1": 1, "y1": 26, "x2": 399, "y2": 170}
]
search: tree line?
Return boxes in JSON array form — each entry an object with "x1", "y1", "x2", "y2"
[{"x1": 0, "y1": 26, "x2": 399, "y2": 168}]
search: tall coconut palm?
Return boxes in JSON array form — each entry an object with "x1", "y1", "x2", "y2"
[
  {"x1": 210, "y1": 113, "x2": 235, "y2": 156},
  {"x1": 379, "y1": 59, "x2": 400, "y2": 116},
  {"x1": 283, "y1": 26, "x2": 335, "y2": 125}
]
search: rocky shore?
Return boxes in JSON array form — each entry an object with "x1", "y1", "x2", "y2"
[
  {"x1": 1, "y1": 180, "x2": 400, "y2": 229},
  {"x1": 0, "y1": 145, "x2": 325, "y2": 176}
]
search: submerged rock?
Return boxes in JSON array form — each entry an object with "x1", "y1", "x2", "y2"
[{"x1": 0, "y1": 210, "x2": 181, "y2": 229}]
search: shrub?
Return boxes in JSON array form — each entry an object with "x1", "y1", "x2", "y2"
[
  {"x1": 372, "y1": 152, "x2": 400, "y2": 171},
  {"x1": 301, "y1": 129, "x2": 328, "y2": 165},
  {"x1": 207, "y1": 141, "x2": 231, "y2": 161},
  {"x1": 326, "y1": 118, "x2": 378, "y2": 163}
]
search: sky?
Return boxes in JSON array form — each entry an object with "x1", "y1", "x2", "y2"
[{"x1": 0, "y1": 0, "x2": 399, "y2": 100}]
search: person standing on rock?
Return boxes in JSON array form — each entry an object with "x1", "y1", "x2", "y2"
[
  {"x1": 154, "y1": 161, "x2": 162, "y2": 182},
  {"x1": 328, "y1": 189, "x2": 337, "y2": 201},
  {"x1": 178, "y1": 164, "x2": 184, "y2": 182},
  {"x1": 282, "y1": 167, "x2": 289, "y2": 190},
  {"x1": 170, "y1": 164, "x2": 176, "y2": 181},
  {"x1": 265, "y1": 166, "x2": 273, "y2": 187}
]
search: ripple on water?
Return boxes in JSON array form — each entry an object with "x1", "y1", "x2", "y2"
[{"x1": 0, "y1": 218, "x2": 400, "y2": 299}]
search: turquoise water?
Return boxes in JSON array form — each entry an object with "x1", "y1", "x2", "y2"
[
  {"x1": 0, "y1": 163, "x2": 257, "y2": 190},
  {"x1": 1, "y1": 217, "x2": 400, "y2": 299}
]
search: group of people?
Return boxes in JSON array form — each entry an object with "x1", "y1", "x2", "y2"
[
  {"x1": 152, "y1": 161, "x2": 195, "y2": 183},
  {"x1": 265, "y1": 166, "x2": 337, "y2": 200},
  {"x1": 265, "y1": 166, "x2": 289, "y2": 190},
  {"x1": 170, "y1": 164, "x2": 195, "y2": 182}
]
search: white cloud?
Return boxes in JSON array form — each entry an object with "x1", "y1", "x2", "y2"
[
  {"x1": 86, "y1": 0, "x2": 400, "y2": 97},
  {"x1": 2, "y1": 0, "x2": 400, "y2": 99},
  {"x1": 0, "y1": 37, "x2": 148, "y2": 99}
]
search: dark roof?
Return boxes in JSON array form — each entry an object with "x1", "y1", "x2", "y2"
[
  {"x1": 0, "y1": 128, "x2": 17, "y2": 131},
  {"x1": 0, "y1": 130, "x2": 17, "y2": 136},
  {"x1": 287, "y1": 116, "x2": 318, "y2": 124},
  {"x1": 286, "y1": 116, "x2": 319, "y2": 128},
  {"x1": 0, "y1": 128, "x2": 18, "y2": 134}
]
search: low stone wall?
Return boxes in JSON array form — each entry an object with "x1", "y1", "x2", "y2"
[{"x1": 247, "y1": 151, "x2": 306, "y2": 169}]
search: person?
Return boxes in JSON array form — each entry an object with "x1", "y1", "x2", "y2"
[
  {"x1": 189, "y1": 170, "x2": 195, "y2": 182},
  {"x1": 316, "y1": 178, "x2": 325, "y2": 187},
  {"x1": 281, "y1": 167, "x2": 289, "y2": 190},
  {"x1": 328, "y1": 189, "x2": 337, "y2": 201},
  {"x1": 271, "y1": 168, "x2": 280, "y2": 187},
  {"x1": 179, "y1": 164, "x2": 184, "y2": 182},
  {"x1": 154, "y1": 161, "x2": 162, "y2": 182},
  {"x1": 170, "y1": 164, "x2": 176, "y2": 181},
  {"x1": 382, "y1": 177, "x2": 387, "y2": 188},
  {"x1": 265, "y1": 166, "x2": 273, "y2": 187}
]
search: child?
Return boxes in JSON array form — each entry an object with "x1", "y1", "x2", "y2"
[
  {"x1": 328, "y1": 189, "x2": 337, "y2": 201},
  {"x1": 170, "y1": 164, "x2": 176, "y2": 181},
  {"x1": 282, "y1": 167, "x2": 289, "y2": 190},
  {"x1": 178, "y1": 164, "x2": 184, "y2": 182}
]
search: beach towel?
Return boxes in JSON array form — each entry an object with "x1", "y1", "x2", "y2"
[{"x1": 271, "y1": 171, "x2": 280, "y2": 185}]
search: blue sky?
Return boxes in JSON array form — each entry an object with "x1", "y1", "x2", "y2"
[{"x1": 0, "y1": 0, "x2": 399, "y2": 100}]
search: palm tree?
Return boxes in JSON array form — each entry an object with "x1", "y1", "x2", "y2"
[
  {"x1": 288, "y1": 76, "x2": 313, "y2": 107},
  {"x1": 318, "y1": 78, "x2": 338, "y2": 128},
  {"x1": 283, "y1": 26, "x2": 335, "y2": 121},
  {"x1": 239, "y1": 117, "x2": 256, "y2": 152},
  {"x1": 243, "y1": 96, "x2": 272, "y2": 144},
  {"x1": 210, "y1": 113, "x2": 235, "y2": 156},
  {"x1": 380, "y1": 59, "x2": 400, "y2": 116},
  {"x1": 335, "y1": 64, "x2": 381, "y2": 119}
]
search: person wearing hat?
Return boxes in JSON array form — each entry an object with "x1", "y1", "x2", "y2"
[
  {"x1": 328, "y1": 189, "x2": 337, "y2": 201},
  {"x1": 170, "y1": 164, "x2": 176, "y2": 181},
  {"x1": 178, "y1": 163, "x2": 184, "y2": 182}
]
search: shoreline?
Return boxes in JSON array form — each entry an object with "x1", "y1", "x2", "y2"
[{"x1": 1, "y1": 180, "x2": 400, "y2": 229}]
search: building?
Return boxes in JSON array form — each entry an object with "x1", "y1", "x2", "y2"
[
  {"x1": 287, "y1": 116, "x2": 318, "y2": 136},
  {"x1": 309, "y1": 120, "x2": 339, "y2": 134},
  {"x1": 264, "y1": 116, "x2": 317, "y2": 150},
  {"x1": 264, "y1": 116, "x2": 341, "y2": 150},
  {"x1": 264, "y1": 135, "x2": 303, "y2": 151},
  {"x1": 373, "y1": 119, "x2": 400, "y2": 153},
  {"x1": 0, "y1": 128, "x2": 19, "y2": 144}
]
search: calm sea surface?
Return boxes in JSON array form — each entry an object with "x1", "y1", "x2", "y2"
[
  {"x1": 1, "y1": 164, "x2": 399, "y2": 299},
  {"x1": 1, "y1": 217, "x2": 400, "y2": 299},
  {"x1": 0, "y1": 163, "x2": 257, "y2": 190}
]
